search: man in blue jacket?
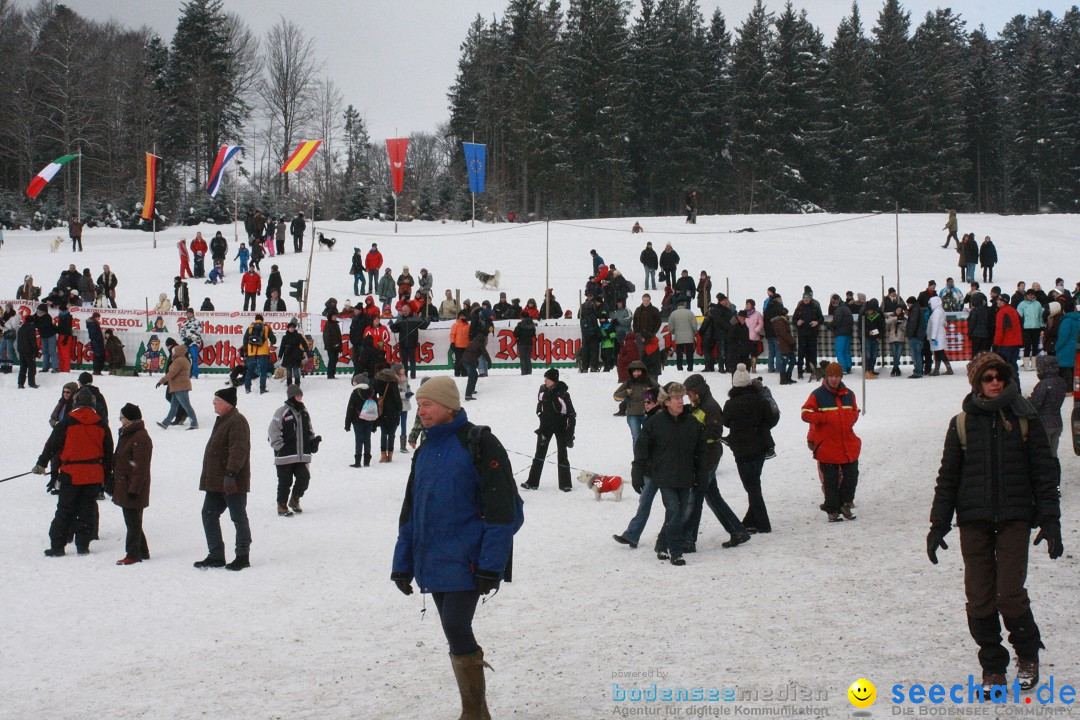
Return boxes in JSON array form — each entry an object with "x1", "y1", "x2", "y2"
[{"x1": 391, "y1": 376, "x2": 523, "y2": 719}]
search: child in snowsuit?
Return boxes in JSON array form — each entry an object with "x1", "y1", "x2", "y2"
[{"x1": 234, "y1": 244, "x2": 250, "y2": 273}]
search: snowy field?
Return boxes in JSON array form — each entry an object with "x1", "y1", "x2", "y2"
[{"x1": 0, "y1": 212, "x2": 1077, "y2": 718}]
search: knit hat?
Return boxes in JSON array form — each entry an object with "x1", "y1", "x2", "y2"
[
  {"x1": 215, "y1": 386, "x2": 238, "y2": 406},
  {"x1": 715, "y1": 292, "x2": 727, "y2": 301},
  {"x1": 73, "y1": 388, "x2": 95, "y2": 409},
  {"x1": 966, "y1": 352, "x2": 1011, "y2": 389},
  {"x1": 37, "y1": 303, "x2": 48, "y2": 313},
  {"x1": 1048, "y1": 301, "x2": 1062, "y2": 316},
  {"x1": 287, "y1": 384, "x2": 303, "y2": 401},
  {"x1": 732, "y1": 364, "x2": 752, "y2": 388},
  {"x1": 78, "y1": 371, "x2": 94, "y2": 385},
  {"x1": 120, "y1": 403, "x2": 142, "y2": 421},
  {"x1": 414, "y1": 375, "x2": 461, "y2": 411},
  {"x1": 628, "y1": 360, "x2": 647, "y2": 372},
  {"x1": 684, "y1": 373, "x2": 708, "y2": 394},
  {"x1": 658, "y1": 382, "x2": 685, "y2": 404},
  {"x1": 825, "y1": 362, "x2": 844, "y2": 378},
  {"x1": 544, "y1": 367, "x2": 560, "y2": 382},
  {"x1": 390, "y1": 362, "x2": 404, "y2": 375}
]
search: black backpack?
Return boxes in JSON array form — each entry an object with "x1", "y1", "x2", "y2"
[{"x1": 246, "y1": 322, "x2": 266, "y2": 347}]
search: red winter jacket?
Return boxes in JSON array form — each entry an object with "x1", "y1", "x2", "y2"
[
  {"x1": 801, "y1": 381, "x2": 861, "y2": 464},
  {"x1": 190, "y1": 237, "x2": 208, "y2": 257},
  {"x1": 37, "y1": 406, "x2": 113, "y2": 486},
  {"x1": 366, "y1": 250, "x2": 384, "y2": 270},
  {"x1": 241, "y1": 272, "x2": 262, "y2": 294},
  {"x1": 994, "y1": 303, "x2": 1023, "y2": 347}
]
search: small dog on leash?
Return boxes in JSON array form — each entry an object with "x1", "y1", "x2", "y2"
[
  {"x1": 475, "y1": 269, "x2": 500, "y2": 290},
  {"x1": 50, "y1": 236, "x2": 65, "y2": 252},
  {"x1": 576, "y1": 470, "x2": 624, "y2": 501},
  {"x1": 317, "y1": 232, "x2": 336, "y2": 251},
  {"x1": 272, "y1": 366, "x2": 287, "y2": 381}
]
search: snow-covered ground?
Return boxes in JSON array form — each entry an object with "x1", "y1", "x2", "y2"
[{"x1": 0, "y1": 212, "x2": 1077, "y2": 718}]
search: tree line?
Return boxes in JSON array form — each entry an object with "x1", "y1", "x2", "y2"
[
  {"x1": 449, "y1": 0, "x2": 1080, "y2": 218},
  {"x1": 1, "y1": 0, "x2": 1077, "y2": 228}
]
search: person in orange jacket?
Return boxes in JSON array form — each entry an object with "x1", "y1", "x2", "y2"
[
  {"x1": 801, "y1": 362, "x2": 861, "y2": 523},
  {"x1": 450, "y1": 310, "x2": 471, "y2": 377}
]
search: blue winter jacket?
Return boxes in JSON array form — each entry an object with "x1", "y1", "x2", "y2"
[
  {"x1": 392, "y1": 411, "x2": 523, "y2": 593},
  {"x1": 1054, "y1": 311, "x2": 1079, "y2": 369}
]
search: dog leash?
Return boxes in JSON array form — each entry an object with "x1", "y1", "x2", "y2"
[
  {"x1": 504, "y1": 447, "x2": 589, "y2": 475},
  {"x1": 511, "y1": 450, "x2": 558, "y2": 477}
]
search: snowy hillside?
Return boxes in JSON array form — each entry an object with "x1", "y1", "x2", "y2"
[{"x1": 0, "y1": 212, "x2": 1077, "y2": 718}]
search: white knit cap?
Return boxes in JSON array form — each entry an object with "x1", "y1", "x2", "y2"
[{"x1": 732, "y1": 363, "x2": 752, "y2": 388}]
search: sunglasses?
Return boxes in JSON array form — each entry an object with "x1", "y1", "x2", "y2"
[{"x1": 980, "y1": 374, "x2": 1005, "y2": 383}]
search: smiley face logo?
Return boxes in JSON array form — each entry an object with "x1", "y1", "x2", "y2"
[{"x1": 848, "y1": 679, "x2": 876, "y2": 708}]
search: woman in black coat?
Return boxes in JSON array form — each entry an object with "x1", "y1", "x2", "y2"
[
  {"x1": 722, "y1": 369, "x2": 780, "y2": 533},
  {"x1": 373, "y1": 365, "x2": 402, "y2": 463},
  {"x1": 979, "y1": 237, "x2": 998, "y2": 283}
]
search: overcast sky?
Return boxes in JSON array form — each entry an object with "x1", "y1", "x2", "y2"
[{"x1": 54, "y1": 0, "x2": 1075, "y2": 141}]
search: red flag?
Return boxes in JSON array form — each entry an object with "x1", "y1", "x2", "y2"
[{"x1": 386, "y1": 138, "x2": 409, "y2": 194}]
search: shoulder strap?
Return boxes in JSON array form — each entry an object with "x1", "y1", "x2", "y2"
[{"x1": 955, "y1": 410, "x2": 1028, "y2": 451}]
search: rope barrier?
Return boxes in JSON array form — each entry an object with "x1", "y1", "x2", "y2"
[
  {"x1": 314, "y1": 221, "x2": 543, "y2": 239},
  {"x1": 550, "y1": 212, "x2": 884, "y2": 236}
]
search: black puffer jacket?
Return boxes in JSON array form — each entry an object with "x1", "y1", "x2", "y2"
[
  {"x1": 374, "y1": 368, "x2": 402, "y2": 424},
  {"x1": 535, "y1": 380, "x2": 576, "y2": 437},
  {"x1": 268, "y1": 398, "x2": 315, "y2": 465},
  {"x1": 632, "y1": 408, "x2": 708, "y2": 490},
  {"x1": 930, "y1": 394, "x2": 1060, "y2": 529},
  {"x1": 686, "y1": 382, "x2": 724, "y2": 465},
  {"x1": 722, "y1": 386, "x2": 778, "y2": 461},
  {"x1": 278, "y1": 330, "x2": 310, "y2": 367}
]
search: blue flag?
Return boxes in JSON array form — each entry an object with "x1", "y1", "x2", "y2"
[{"x1": 463, "y1": 142, "x2": 486, "y2": 194}]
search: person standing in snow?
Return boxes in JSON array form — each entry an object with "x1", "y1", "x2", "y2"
[
  {"x1": 290, "y1": 212, "x2": 306, "y2": 253},
  {"x1": 640, "y1": 241, "x2": 658, "y2": 291},
  {"x1": 659, "y1": 243, "x2": 679, "y2": 290},
  {"x1": 268, "y1": 385, "x2": 319, "y2": 517},
  {"x1": 927, "y1": 352, "x2": 1061, "y2": 695},
  {"x1": 801, "y1": 362, "x2": 861, "y2": 523},
  {"x1": 521, "y1": 368, "x2": 576, "y2": 492},
  {"x1": 194, "y1": 386, "x2": 252, "y2": 571},
  {"x1": 391, "y1": 376, "x2": 523, "y2": 720},
  {"x1": 112, "y1": 403, "x2": 152, "y2": 565},
  {"x1": 33, "y1": 387, "x2": 113, "y2": 556}
]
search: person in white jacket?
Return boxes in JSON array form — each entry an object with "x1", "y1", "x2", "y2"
[{"x1": 927, "y1": 295, "x2": 953, "y2": 376}]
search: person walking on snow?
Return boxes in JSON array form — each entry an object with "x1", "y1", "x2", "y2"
[
  {"x1": 391, "y1": 376, "x2": 524, "y2": 720},
  {"x1": 268, "y1": 385, "x2": 319, "y2": 517},
  {"x1": 521, "y1": 368, "x2": 576, "y2": 492},
  {"x1": 802, "y1": 362, "x2": 861, "y2": 523},
  {"x1": 927, "y1": 352, "x2": 1061, "y2": 695}
]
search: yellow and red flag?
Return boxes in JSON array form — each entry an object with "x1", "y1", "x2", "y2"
[
  {"x1": 141, "y1": 152, "x2": 159, "y2": 220},
  {"x1": 280, "y1": 140, "x2": 322, "y2": 173}
]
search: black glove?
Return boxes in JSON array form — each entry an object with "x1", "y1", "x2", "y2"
[
  {"x1": 392, "y1": 574, "x2": 414, "y2": 595},
  {"x1": 475, "y1": 569, "x2": 501, "y2": 595},
  {"x1": 222, "y1": 474, "x2": 238, "y2": 495},
  {"x1": 565, "y1": 435, "x2": 575, "y2": 449},
  {"x1": 926, "y1": 526, "x2": 949, "y2": 565},
  {"x1": 310, "y1": 435, "x2": 322, "y2": 453},
  {"x1": 32, "y1": 465, "x2": 48, "y2": 475},
  {"x1": 1034, "y1": 525, "x2": 1063, "y2": 560},
  {"x1": 45, "y1": 478, "x2": 57, "y2": 494},
  {"x1": 631, "y1": 470, "x2": 644, "y2": 494}
]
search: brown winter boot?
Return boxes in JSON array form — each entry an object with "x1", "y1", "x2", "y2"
[
  {"x1": 288, "y1": 496, "x2": 302, "y2": 514},
  {"x1": 379, "y1": 451, "x2": 388, "y2": 463},
  {"x1": 386, "y1": 450, "x2": 393, "y2": 463},
  {"x1": 450, "y1": 649, "x2": 493, "y2": 720},
  {"x1": 932, "y1": 358, "x2": 941, "y2": 376}
]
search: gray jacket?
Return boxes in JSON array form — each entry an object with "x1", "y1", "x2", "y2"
[{"x1": 667, "y1": 307, "x2": 699, "y2": 344}]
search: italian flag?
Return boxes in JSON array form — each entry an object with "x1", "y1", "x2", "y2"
[{"x1": 26, "y1": 153, "x2": 79, "y2": 199}]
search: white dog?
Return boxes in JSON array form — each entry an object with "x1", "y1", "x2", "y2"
[
  {"x1": 576, "y1": 470, "x2": 624, "y2": 501},
  {"x1": 475, "y1": 269, "x2": 500, "y2": 290},
  {"x1": 49, "y1": 236, "x2": 64, "y2": 252}
]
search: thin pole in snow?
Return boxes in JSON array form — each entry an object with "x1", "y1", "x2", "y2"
[
  {"x1": 895, "y1": 201, "x2": 901, "y2": 294},
  {"x1": 471, "y1": 191, "x2": 475, "y2": 228},
  {"x1": 860, "y1": 311, "x2": 867, "y2": 416},
  {"x1": 725, "y1": 277, "x2": 730, "y2": 299},
  {"x1": 233, "y1": 155, "x2": 239, "y2": 246},
  {"x1": 544, "y1": 220, "x2": 550, "y2": 325},
  {"x1": 77, "y1": 148, "x2": 82, "y2": 219},
  {"x1": 152, "y1": 143, "x2": 157, "y2": 250},
  {"x1": 303, "y1": 190, "x2": 316, "y2": 332}
]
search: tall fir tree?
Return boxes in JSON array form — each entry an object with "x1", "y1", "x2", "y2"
[
  {"x1": 729, "y1": 0, "x2": 777, "y2": 212},
  {"x1": 825, "y1": 3, "x2": 875, "y2": 210},
  {"x1": 962, "y1": 26, "x2": 1003, "y2": 212}
]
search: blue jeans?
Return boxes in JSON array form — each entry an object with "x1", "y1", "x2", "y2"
[
  {"x1": 965, "y1": 262, "x2": 977, "y2": 284},
  {"x1": 40, "y1": 335, "x2": 57, "y2": 371},
  {"x1": 766, "y1": 338, "x2": 779, "y2": 372},
  {"x1": 245, "y1": 355, "x2": 270, "y2": 392},
  {"x1": 367, "y1": 269, "x2": 378, "y2": 291},
  {"x1": 352, "y1": 422, "x2": 372, "y2": 462},
  {"x1": 399, "y1": 410, "x2": 408, "y2": 436},
  {"x1": 622, "y1": 476, "x2": 658, "y2": 545},
  {"x1": 163, "y1": 389, "x2": 198, "y2": 427},
  {"x1": 780, "y1": 351, "x2": 796, "y2": 376},
  {"x1": 354, "y1": 273, "x2": 365, "y2": 295},
  {"x1": 835, "y1": 335, "x2": 852, "y2": 372},
  {"x1": 188, "y1": 345, "x2": 200, "y2": 377},
  {"x1": 997, "y1": 345, "x2": 1021, "y2": 382},
  {"x1": 684, "y1": 464, "x2": 748, "y2": 543},
  {"x1": 201, "y1": 491, "x2": 251, "y2": 559},
  {"x1": 656, "y1": 487, "x2": 691, "y2": 557},
  {"x1": 464, "y1": 362, "x2": 478, "y2": 397},
  {"x1": 908, "y1": 339, "x2": 925, "y2": 376},
  {"x1": 0, "y1": 336, "x2": 14, "y2": 364},
  {"x1": 644, "y1": 267, "x2": 656, "y2": 290},
  {"x1": 864, "y1": 337, "x2": 879, "y2": 372},
  {"x1": 890, "y1": 342, "x2": 903, "y2": 369},
  {"x1": 626, "y1": 414, "x2": 645, "y2": 450}
]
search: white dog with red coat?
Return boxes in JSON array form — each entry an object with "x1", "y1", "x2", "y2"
[{"x1": 576, "y1": 470, "x2": 623, "y2": 501}]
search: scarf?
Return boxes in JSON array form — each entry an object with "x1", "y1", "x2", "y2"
[{"x1": 969, "y1": 380, "x2": 1036, "y2": 431}]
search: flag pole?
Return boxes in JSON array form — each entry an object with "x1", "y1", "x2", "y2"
[
  {"x1": 394, "y1": 192, "x2": 398, "y2": 234},
  {"x1": 303, "y1": 185, "x2": 316, "y2": 334},
  {"x1": 77, "y1": 149, "x2": 82, "y2": 219},
  {"x1": 233, "y1": 154, "x2": 239, "y2": 245},
  {"x1": 152, "y1": 144, "x2": 158, "y2": 250}
]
